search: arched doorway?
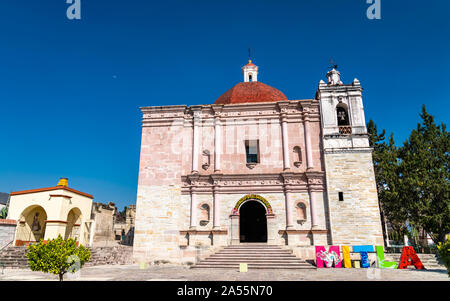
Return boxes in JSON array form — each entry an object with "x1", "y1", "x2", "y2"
[
  {"x1": 239, "y1": 201, "x2": 267, "y2": 243},
  {"x1": 15, "y1": 205, "x2": 47, "y2": 245}
]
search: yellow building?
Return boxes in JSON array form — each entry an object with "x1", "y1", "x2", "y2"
[{"x1": 8, "y1": 178, "x2": 94, "y2": 246}]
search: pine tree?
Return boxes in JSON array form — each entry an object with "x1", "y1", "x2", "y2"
[
  {"x1": 368, "y1": 120, "x2": 407, "y2": 244},
  {"x1": 399, "y1": 105, "x2": 450, "y2": 245}
]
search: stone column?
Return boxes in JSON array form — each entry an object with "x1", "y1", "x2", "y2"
[
  {"x1": 230, "y1": 215, "x2": 239, "y2": 245},
  {"x1": 192, "y1": 109, "x2": 201, "y2": 173},
  {"x1": 303, "y1": 112, "x2": 314, "y2": 170},
  {"x1": 213, "y1": 187, "x2": 220, "y2": 229},
  {"x1": 284, "y1": 190, "x2": 294, "y2": 229},
  {"x1": 214, "y1": 116, "x2": 222, "y2": 172},
  {"x1": 308, "y1": 189, "x2": 319, "y2": 228},
  {"x1": 189, "y1": 189, "x2": 197, "y2": 229},
  {"x1": 281, "y1": 115, "x2": 291, "y2": 170}
]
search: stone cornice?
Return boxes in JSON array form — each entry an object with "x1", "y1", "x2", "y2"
[
  {"x1": 323, "y1": 133, "x2": 369, "y2": 139},
  {"x1": 324, "y1": 147, "x2": 373, "y2": 154},
  {"x1": 317, "y1": 83, "x2": 363, "y2": 93},
  {"x1": 181, "y1": 172, "x2": 325, "y2": 194},
  {"x1": 141, "y1": 99, "x2": 321, "y2": 127},
  {"x1": 278, "y1": 229, "x2": 329, "y2": 235}
]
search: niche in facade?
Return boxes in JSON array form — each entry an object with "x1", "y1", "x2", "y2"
[
  {"x1": 296, "y1": 202, "x2": 307, "y2": 225},
  {"x1": 199, "y1": 204, "x2": 210, "y2": 226},
  {"x1": 202, "y1": 150, "x2": 210, "y2": 170},
  {"x1": 293, "y1": 146, "x2": 302, "y2": 167}
]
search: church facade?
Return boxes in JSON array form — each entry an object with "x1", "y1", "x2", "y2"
[{"x1": 133, "y1": 60, "x2": 384, "y2": 264}]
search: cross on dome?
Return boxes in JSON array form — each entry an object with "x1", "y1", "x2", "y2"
[{"x1": 242, "y1": 50, "x2": 258, "y2": 82}]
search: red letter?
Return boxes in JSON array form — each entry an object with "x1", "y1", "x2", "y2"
[{"x1": 398, "y1": 246, "x2": 425, "y2": 269}]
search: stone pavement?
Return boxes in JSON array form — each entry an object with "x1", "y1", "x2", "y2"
[{"x1": 0, "y1": 264, "x2": 448, "y2": 281}]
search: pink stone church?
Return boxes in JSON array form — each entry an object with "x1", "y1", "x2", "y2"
[{"x1": 133, "y1": 59, "x2": 384, "y2": 264}]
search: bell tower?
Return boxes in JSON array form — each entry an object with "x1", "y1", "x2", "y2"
[
  {"x1": 316, "y1": 67, "x2": 384, "y2": 246},
  {"x1": 242, "y1": 49, "x2": 258, "y2": 82}
]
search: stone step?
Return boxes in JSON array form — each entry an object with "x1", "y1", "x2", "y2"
[
  {"x1": 0, "y1": 258, "x2": 28, "y2": 262},
  {"x1": 225, "y1": 245, "x2": 280, "y2": 249},
  {"x1": 209, "y1": 255, "x2": 297, "y2": 259},
  {"x1": 218, "y1": 249, "x2": 293, "y2": 252},
  {"x1": 218, "y1": 248, "x2": 293, "y2": 252},
  {"x1": 192, "y1": 264, "x2": 314, "y2": 269},
  {"x1": 216, "y1": 251, "x2": 292, "y2": 256},
  {"x1": 192, "y1": 245, "x2": 315, "y2": 269},
  {"x1": 202, "y1": 259, "x2": 307, "y2": 264}
]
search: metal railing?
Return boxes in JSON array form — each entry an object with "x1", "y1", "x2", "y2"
[
  {"x1": 338, "y1": 126, "x2": 352, "y2": 135},
  {"x1": 385, "y1": 244, "x2": 438, "y2": 254}
]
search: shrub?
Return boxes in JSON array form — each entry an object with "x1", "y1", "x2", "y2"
[
  {"x1": 437, "y1": 239, "x2": 450, "y2": 277},
  {"x1": 26, "y1": 235, "x2": 91, "y2": 281}
]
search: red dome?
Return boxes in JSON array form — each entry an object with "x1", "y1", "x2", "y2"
[{"x1": 215, "y1": 82, "x2": 288, "y2": 104}]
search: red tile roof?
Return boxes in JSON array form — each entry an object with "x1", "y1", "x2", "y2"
[
  {"x1": 10, "y1": 186, "x2": 93, "y2": 199},
  {"x1": 215, "y1": 82, "x2": 288, "y2": 104}
]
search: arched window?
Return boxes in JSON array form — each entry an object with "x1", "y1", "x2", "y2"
[
  {"x1": 249, "y1": 74, "x2": 253, "y2": 82},
  {"x1": 199, "y1": 204, "x2": 210, "y2": 226},
  {"x1": 336, "y1": 105, "x2": 350, "y2": 126}
]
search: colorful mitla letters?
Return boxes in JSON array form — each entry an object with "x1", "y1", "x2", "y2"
[{"x1": 315, "y1": 245, "x2": 424, "y2": 269}]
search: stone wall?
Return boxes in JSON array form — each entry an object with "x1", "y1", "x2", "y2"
[
  {"x1": 91, "y1": 202, "x2": 116, "y2": 246},
  {"x1": 134, "y1": 190, "x2": 331, "y2": 264},
  {"x1": 134, "y1": 185, "x2": 184, "y2": 264},
  {"x1": 324, "y1": 150, "x2": 384, "y2": 246},
  {"x1": 0, "y1": 219, "x2": 17, "y2": 250},
  {"x1": 85, "y1": 245, "x2": 134, "y2": 267}
]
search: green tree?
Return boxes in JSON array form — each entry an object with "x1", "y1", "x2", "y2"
[
  {"x1": 398, "y1": 105, "x2": 450, "y2": 245},
  {"x1": 368, "y1": 120, "x2": 408, "y2": 244},
  {"x1": 437, "y1": 239, "x2": 450, "y2": 276},
  {"x1": 27, "y1": 235, "x2": 91, "y2": 281},
  {"x1": 0, "y1": 206, "x2": 7, "y2": 219}
]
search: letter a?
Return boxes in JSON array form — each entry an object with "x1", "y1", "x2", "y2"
[
  {"x1": 366, "y1": 0, "x2": 381, "y2": 20},
  {"x1": 66, "y1": 0, "x2": 81, "y2": 20},
  {"x1": 398, "y1": 246, "x2": 425, "y2": 270}
]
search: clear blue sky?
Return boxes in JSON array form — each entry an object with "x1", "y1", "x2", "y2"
[{"x1": 0, "y1": 0, "x2": 449, "y2": 210}]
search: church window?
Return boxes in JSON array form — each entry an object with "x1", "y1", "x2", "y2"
[
  {"x1": 338, "y1": 192, "x2": 344, "y2": 202},
  {"x1": 245, "y1": 140, "x2": 259, "y2": 164},
  {"x1": 249, "y1": 74, "x2": 253, "y2": 82}
]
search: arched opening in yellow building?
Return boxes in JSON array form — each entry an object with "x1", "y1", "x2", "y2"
[
  {"x1": 65, "y1": 207, "x2": 82, "y2": 241},
  {"x1": 15, "y1": 205, "x2": 47, "y2": 246}
]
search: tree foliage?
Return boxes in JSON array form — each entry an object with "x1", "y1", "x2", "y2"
[
  {"x1": 369, "y1": 105, "x2": 449, "y2": 246},
  {"x1": 0, "y1": 206, "x2": 7, "y2": 219},
  {"x1": 437, "y1": 239, "x2": 450, "y2": 276},
  {"x1": 368, "y1": 120, "x2": 407, "y2": 240},
  {"x1": 398, "y1": 105, "x2": 450, "y2": 244},
  {"x1": 26, "y1": 235, "x2": 91, "y2": 281}
]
